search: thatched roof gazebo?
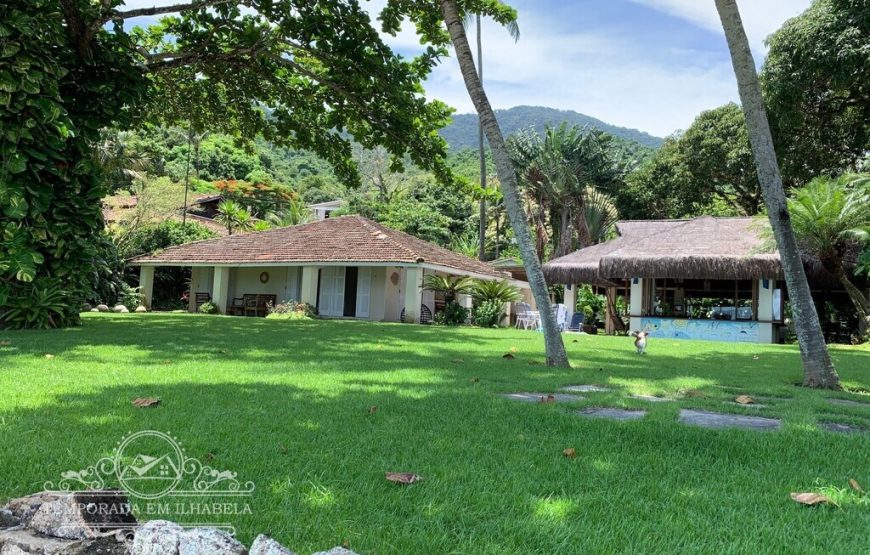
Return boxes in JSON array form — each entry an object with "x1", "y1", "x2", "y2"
[{"x1": 543, "y1": 216, "x2": 793, "y2": 344}]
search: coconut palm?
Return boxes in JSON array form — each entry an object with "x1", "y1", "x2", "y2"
[
  {"x1": 422, "y1": 275, "x2": 474, "y2": 304},
  {"x1": 439, "y1": 0, "x2": 569, "y2": 367},
  {"x1": 715, "y1": 0, "x2": 840, "y2": 388},
  {"x1": 466, "y1": 14, "x2": 519, "y2": 261},
  {"x1": 788, "y1": 175, "x2": 870, "y2": 337}
]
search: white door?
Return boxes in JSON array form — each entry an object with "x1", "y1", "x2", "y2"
[
  {"x1": 356, "y1": 267, "x2": 371, "y2": 319},
  {"x1": 318, "y1": 267, "x2": 346, "y2": 317}
]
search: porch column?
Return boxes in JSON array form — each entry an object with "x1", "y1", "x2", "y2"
[
  {"x1": 629, "y1": 278, "x2": 643, "y2": 330},
  {"x1": 403, "y1": 266, "x2": 423, "y2": 323},
  {"x1": 139, "y1": 266, "x2": 154, "y2": 310},
  {"x1": 300, "y1": 266, "x2": 319, "y2": 307},
  {"x1": 563, "y1": 283, "x2": 576, "y2": 323},
  {"x1": 212, "y1": 266, "x2": 230, "y2": 314}
]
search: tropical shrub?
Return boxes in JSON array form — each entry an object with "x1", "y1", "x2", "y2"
[
  {"x1": 577, "y1": 284, "x2": 606, "y2": 323},
  {"x1": 267, "y1": 300, "x2": 317, "y2": 319},
  {"x1": 472, "y1": 300, "x2": 505, "y2": 328},
  {"x1": 198, "y1": 301, "x2": 219, "y2": 315},
  {"x1": 0, "y1": 279, "x2": 68, "y2": 329},
  {"x1": 433, "y1": 301, "x2": 468, "y2": 326},
  {"x1": 471, "y1": 279, "x2": 523, "y2": 305},
  {"x1": 118, "y1": 284, "x2": 143, "y2": 312},
  {"x1": 422, "y1": 275, "x2": 474, "y2": 304}
]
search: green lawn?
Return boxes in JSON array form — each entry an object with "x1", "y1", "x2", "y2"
[{"x1": 1, "y1": 314, "x2": 869, "y2": 554}]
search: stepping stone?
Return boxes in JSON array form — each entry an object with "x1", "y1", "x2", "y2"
[
  {"x1": 501, "y1": 392, "x2": 584, "y2": 403},
  {"x1": 577, "y1": 407, "x2": 647, "y2": 421},
  {"x1": 563, "y1": 385, "x2": 612, "y2": 393},
  {"x1": 828, "y1": 398, "x2": 870, "y2": 409},
  {"x1": 820, "y1": 422, "x2": 869, "y2": 434},
  {"x1": 726, "y1": 401, "x2": 769, "y2": 408},
  {"x1": 630, "y1": 395, "x2": 670, "y2": 403},
  {"x1": 679, "y1": 409, "x2": 781, "y2": 431}
]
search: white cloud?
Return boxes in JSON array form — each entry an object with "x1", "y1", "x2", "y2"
[{"x1": 626, "y1": 0, "x2": 811, "y2": 54}]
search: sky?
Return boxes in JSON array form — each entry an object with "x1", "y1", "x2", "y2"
[{"x1": 121, "y1": 0, "x2": 811, "y2": 137}]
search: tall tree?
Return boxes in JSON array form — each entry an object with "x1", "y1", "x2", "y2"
[
  {"x1": 439, "y1": 0, "x2": 569, "y2": 366},
  {"x1": 715, "y1": 0, "x2": 840, "y2": 389},
  {"x1": 1, "y1": 0, "x2": 454, "y2": 327},
  {"x1": 761, "y1": 0, "x2": 869, "y2": 186}
]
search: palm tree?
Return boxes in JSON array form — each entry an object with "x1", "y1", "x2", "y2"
[
  {"x1": 422, "y1": 275, "x2": 474, "y2": 304},
  {"x1": 266, "y1": 196, "x2": 313, "y2": 227},
  {"x1": 509, "y1": 124, "x2": 618, "y2": 256},
  {"x1": 788, "y1": 175, "x2": 870, "y2": 338},
  {"x1": 215, "y1": 200, "x2": 254, "y2": 235},
  {"x1": 440, "y1": 0, "x2": 569, "y2": 367},
  {"x1": 714, "y1": 0, "x2": 840, "y2": 389},
  {"x1": 467, "y1": 14, "x2": 519, "y2": 261}
]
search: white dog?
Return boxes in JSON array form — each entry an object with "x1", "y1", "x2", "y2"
[{"x1": 632, "y1": 331, "x2": 649, "y2": 355}]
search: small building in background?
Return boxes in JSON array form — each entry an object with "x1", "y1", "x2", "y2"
[{"x1": 309, "y1": 199, "x2": 344, "y2": 221}]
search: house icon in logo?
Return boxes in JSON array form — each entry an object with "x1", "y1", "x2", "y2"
[{"x1": 115, "y1": 431, "x2": 185, "y2": 499}]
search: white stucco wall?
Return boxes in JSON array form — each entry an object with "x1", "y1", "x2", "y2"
[
  {"x1": 228, "y1": 267, "x2": 301, "y2": 303},
  {"x1": 384, "y1": 267, "x2": 402, "y2": 322},
  {"x1": 188, "y1": 266, "x2": 214, "y2": 311}
]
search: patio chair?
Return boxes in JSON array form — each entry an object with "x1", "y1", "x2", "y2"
[
  {"x1": 400, "y1": 304, "x2": 433, "y2": 324},
  {"x1": 566, "y1": 312, "x2": 585, "y2": 332},
  {"x1": 515, "y1": 302, "x2": 540, "y2": 330},
  {"x1": 243, "y1": 294, "x2": 259, "y2": 317},
  {"x1": 194, "y1": 292, "x2": 211, "y2": 311},
  {"x1": 228, "y1": 297, "x2": 245, "y2": 316}
]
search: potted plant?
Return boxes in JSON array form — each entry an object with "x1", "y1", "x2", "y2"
[{"x1": 581, "y1": 306, "x2": 597, "y2": 334}]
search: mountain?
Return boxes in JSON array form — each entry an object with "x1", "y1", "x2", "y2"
[{"x1": 439, "y1": 105, "x2": 664, "y2": 151}]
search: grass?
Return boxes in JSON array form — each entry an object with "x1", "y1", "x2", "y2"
[{"x1": 1, "y1": 313, "x2": 869, "y2": 554}]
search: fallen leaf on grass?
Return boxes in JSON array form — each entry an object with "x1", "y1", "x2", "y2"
[
  {"x1": 752, "y1": 355, "x2": 760, "y2": 360},
  {"x1": 385, "y1": 472, "x2": 423, "y2": 484},
  {"x1": 526, "y1": 360, "x2": 541, "y2": 366},
  {"x1": 0, "y1": 340, "x2": 11, "y2": 347},
  {"x1": 562, "y1": 448, "x2": 576, "y2": 458},
  {"x1": 367, "y1": 405, "x2": 378, "y2": 415},
  {"x1": 342, "y1": 540, "x2": 350, "y2": 549},
  {"x1": 509, "y1": 346, "x2": 519, "y2": 353},
  {"x1": 161, "y1": 359, "x2": 172, "y2": 365},
  {"x1": 539, "y1": 394, "x2": 556, "y2": 404},
  {"x1": 44, "y1": 353, "x2": 54, "y2": 359},
  {"x1": 735, "y1": 395, "x2": 755, "y2": 405},
  {"x1": 132, "y1": 397, "x2": 161, "y2": 408},
  {"x1": 451, "y1": 358, "x2": 464, "y2": 364},
  {"x1": 470, "y1": 377, "x2": 480, "y2": 383},
  {"x1": 790, "y1": 492, "x2": 834, "y2": 506},
  {"x1": 278, "y1": 444, "x2": 289, "y2": 454},
  {"x1": 849, "y1": 478, "x2": 863, "y2": 493},
  {"x1": 683, "y1": 389, "x2": 706, "y2": 398},
  {"x1": 204, "y1": 452, "x2": 215, "y2": 462},
  {"x1": 502, "y1": 353, "x2": 515, "y2": 360}
]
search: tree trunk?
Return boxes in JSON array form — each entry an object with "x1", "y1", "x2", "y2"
[
  {"x1": 555, "y1": 204, "x2": 572, "y2": 257},
  {"x1": 476, "y1": 14, "x2": 487, "y2": 261},
  {"x1": 715, "y1": 0, "x2": 840, "y2": 389},
  {"x1": 837, "y1": 271, "x2": 870, "y2": 339},
  {"x1": 440, "y1": 0, "x2": 569, "y2": 367}
]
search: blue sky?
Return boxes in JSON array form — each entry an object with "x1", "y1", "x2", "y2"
[{"x1": 122, "y1": 0, "x2": 810, "y2": 137}]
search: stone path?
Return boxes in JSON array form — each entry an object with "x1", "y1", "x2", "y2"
[
  {"x1": 563, "y1": 384, "x2": 612, "y2": 393},
  {"x1": 679, "y1": 409, "x2": 781, "y2": 431},
  {"x1": 820, "y1": 421, "x2": 869, "y2": 434},
  {"x1": 828, "y1": 398, "x2": 870, "y2": 409},
  {"x1": 725, "y1": 401, "x2": 769, "y2": 408},
  {"x1": 500, "y1": 392, "x2": 584, "y2": 403},
  {"x1": 577, "y1": 407, "x2": 647, "y2": 421}
]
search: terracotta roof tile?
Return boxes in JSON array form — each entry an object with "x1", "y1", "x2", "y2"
[{"x1": 131, "y1": 215, "x2": 508, "y2": 278}]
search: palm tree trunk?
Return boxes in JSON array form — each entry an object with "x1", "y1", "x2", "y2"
[
  {"x1": 440, "y1": 0, "x2": 569, "y2": 367},
  {"x1": 837, "y1": 272, "x2": 870, "y2": 339},
  {"x1": 476, "y1": 14, "x2": 487, "y2": 262},
  {"x1": 715, "y1": 0, "x2": 840, "y2": 389}
]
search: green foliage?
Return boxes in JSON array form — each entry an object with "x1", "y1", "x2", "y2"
[
  {"x1": 198, "y1": 301, "x2": 219, "y2": 315},
  {"x1": 0, "y1": 278, "x2": 68, "y2": 329},
  {"x1": 422, "y1": 275, "x2": 474, "y2": 304},
  {"x1": 762, "y1": 0, "x2": 870, "y2": 186},
  {"x1": 118, "y1": 283, "x2": 143, "y2": 312},
  {"x1": 472, "y1": 300, "x2": 505, "y2": 328},
  {"x1": 214, "y1": 179, "x2": 296, "y2": 218},
  {"x1": 787, "y1": 174, "x2": 870, "y2": 272},
  {"x1": 433, "y1": 301, "x2": 468, "y2": 326},
  {"x1": 471, "y1": 279, "x2": 523, "y2": 305},
  {"x1": 116, "y1": 220, "x2": 218, "y2": 260},
  {"x1": 267, "y1": 300, "x2": 318, "y2": 320},
  {"x1": 0, "y1": 0, "x2": 149, "y2": 329},
  {"x1": 857, "y1": 246, "x2": 870, "y2": 277},
  {"x1": 215, "y1": 200, "x2": 255, "y2": 235},
  {"x1": 577, "y1": 285, "x2": 606, "y2": 324}
]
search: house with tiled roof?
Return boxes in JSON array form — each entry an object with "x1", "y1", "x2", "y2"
[{"x1": 131, "y1": 215, "x2": 531, "y2": 322}]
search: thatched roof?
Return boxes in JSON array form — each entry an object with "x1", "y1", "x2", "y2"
[{"x1": 544, "y1": 216, "x2": 782, "y2": 283}]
